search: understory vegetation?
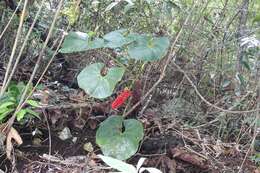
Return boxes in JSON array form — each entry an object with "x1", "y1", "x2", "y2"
[{"x1": 0, "y1": 0, "x2": 259, "y2": 172}]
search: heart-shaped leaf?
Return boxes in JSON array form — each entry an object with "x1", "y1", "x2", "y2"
[
  {"x1": 59, "y1": 31, "x2": 89, "y2": 53},
  {"x1": 127, "y1": 36, "x2": 170, "y2": 61},
  {"x1": 88, "y1": 38, "x2": 106, "y2": 49},
  {"x1": 77, "y1": 63, "x2": 125, "y2": 99},
  {"x1": 103, "y1": 29, "x2": 128, "y2": 48},
  {"x1": 124, "y1": 33, "x2": 144, "y2": 43},
  {"x1": 59, "y1": 32, "x2": 106, "y2": 53},
  {"x1": 96, "y1": 116, "x2": 144, "y2": 160}
]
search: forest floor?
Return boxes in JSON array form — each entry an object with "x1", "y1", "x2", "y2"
[{"x1": 0, "y1": 51, "x2": 258, "y2": 173}]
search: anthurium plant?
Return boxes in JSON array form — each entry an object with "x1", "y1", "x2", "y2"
[{"x1": 60, "y1": 29, "x2": 170, "y2": 160}]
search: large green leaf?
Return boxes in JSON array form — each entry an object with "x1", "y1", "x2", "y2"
[
  {"x1": 127, "y1": 36, "x2": 170, "y2": 61},
  {"x1": 96, "y1": 116, "x2": 144, "y2": 160},
  {"x1": 88, "y1": 38, "x2": 106, "y2": 49},
  {"x1": 125, "y1": 33, "x2": 144, "y2": 43},
  {"x1": 59, "y1": 31, "x2": 170, "y2": 58},
  {"x1": 103, "y1": 29, "x2": 128, "y2": 48},
  {"x1": 77, "y1": 63, "x2": 125, "y2": 99},
  {"x1": 59, "y1": 31, "x2": 89, "y2": 53}
]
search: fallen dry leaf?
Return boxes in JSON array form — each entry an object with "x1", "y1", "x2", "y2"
[
  {"x1": 161, "y1": 156, "x2": 176, "y2": 173},
  {"x1": 213, "y1": 140, "x2": 223, "y2": 157},
  {"x1": 88, "y1": 119, "x2": 97, "y2": 129},
  {"x1": 73, "y1": 115, "x2": 87, "y2": 129},
  {"x1": 50, "y1": 109, "x2": 64, "y2": 125},
  {"x1": 6, "y1": 127, "x2": 23, "y2": 159},
  {"x1": 254, "y1": 168, "x2": 260, "y2": 173},
  {"x1": 83, "y1": 142, "x2": 94, "y2": 152},
  {"x1": 88, "y1": 159, "x2": 97, "y2": 167}
]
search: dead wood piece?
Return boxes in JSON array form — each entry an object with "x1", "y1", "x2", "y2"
[
  {"x1": 41, "y1": 154, "x2": 87, "y2": 167},
  {"x1": 141, "y1": 135, "x2": 183, "y2": 153},
  {"x1": 171, "y1": 147, "x2": 210, "y2": 170}
]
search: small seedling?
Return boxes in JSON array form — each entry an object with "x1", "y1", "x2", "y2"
[{"x1": 0, "y1": 82, "x2": 40, "y2": 123}]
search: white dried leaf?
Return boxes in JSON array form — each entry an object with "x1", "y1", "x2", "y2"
[{"x1": 58, "y1": 127, "x2": 73, "y2": 141}]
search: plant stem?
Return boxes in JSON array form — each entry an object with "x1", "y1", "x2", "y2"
[
  {"x1": 3, "y1": 0, "x2": 64, "y2": 133},
  {"x1": 0, "y1": 0, "x2": 28, "y2": 97}
]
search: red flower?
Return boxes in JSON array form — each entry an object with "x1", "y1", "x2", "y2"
[{"x1": 111, "y1": 88, "x2": 132, "y2": 110}]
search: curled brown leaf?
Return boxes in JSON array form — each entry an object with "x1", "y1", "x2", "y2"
[{"x1": 6, "y1": 127, "x2": 23, "y2": 159}]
